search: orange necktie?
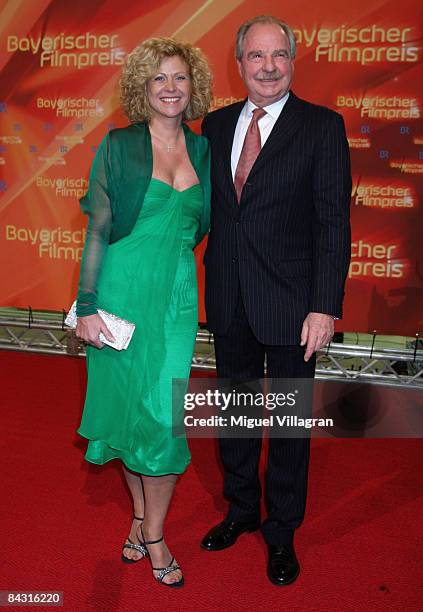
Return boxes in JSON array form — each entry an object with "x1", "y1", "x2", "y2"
[{"x1": 234, "y1": 107, "x2": 267, "y2": 203}]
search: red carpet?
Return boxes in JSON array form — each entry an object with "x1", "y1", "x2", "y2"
[{"x1": 1, "y1": 350, "x2": 422, "y2": 611}]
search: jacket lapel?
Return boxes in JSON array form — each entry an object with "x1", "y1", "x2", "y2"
[
  {"x1": 220, "y1": 101, "x2": 245, "y2": 200},
  {"x1": 248, "y1": 92, "x2": 305, "y2": 180},
  {"x1": 183, "y1": 123, "x2": 211, "y2": 244},
  {"x1": 132, "y1": 122, "x2": 153, "y2": 182}
]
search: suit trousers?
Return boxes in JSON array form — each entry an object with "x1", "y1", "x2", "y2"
[{"x1": 213, "y1": 293, "x2": 316, "y2": 545}]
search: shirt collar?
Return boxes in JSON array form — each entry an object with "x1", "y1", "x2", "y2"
[{"x1": 245, "y1": 91, "x2": 290, "y2": 119}]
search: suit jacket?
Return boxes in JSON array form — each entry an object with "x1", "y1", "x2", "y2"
[{"x1": 202, "y1": 91, "x2": 352, "y2": 345}]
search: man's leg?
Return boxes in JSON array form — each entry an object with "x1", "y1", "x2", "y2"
[
  {"x1": 262, "y1": 346, "x2": 316, "y2": 546},
  {"x1": 213, "y1": 295, "x2": 265, "y2": 523}
]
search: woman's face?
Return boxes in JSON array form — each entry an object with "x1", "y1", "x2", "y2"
[{"x1": 147, "y1": 55, "x2": 191, "y2": 120}]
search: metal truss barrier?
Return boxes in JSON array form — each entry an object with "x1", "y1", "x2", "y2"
[{"x1": 0, "y1": 309, "x2": 422, "y2": 390}]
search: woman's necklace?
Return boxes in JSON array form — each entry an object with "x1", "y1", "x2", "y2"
[{"x1": 150, "y1": 130, "x2": 180, "y2": 153}]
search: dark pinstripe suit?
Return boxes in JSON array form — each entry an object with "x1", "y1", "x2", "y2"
[{"x1": 202, "y1": 92, "x2": 351, "y2": 545}]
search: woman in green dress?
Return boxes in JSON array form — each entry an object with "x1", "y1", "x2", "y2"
[{"x1": 75, "y1": 38, "x2": 212, "y2": 587}]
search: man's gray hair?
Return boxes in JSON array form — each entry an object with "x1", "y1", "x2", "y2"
[{"x1": 235, "y1": 15, "x2": 297, "y2": 60}]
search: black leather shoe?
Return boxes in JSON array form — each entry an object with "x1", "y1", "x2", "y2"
[
  {"x1": 200, "y1": 519, "x2": 260, "y2": 551},
  {"x1": 267, "y1": 544, "x2": 300, "y2": 586}
]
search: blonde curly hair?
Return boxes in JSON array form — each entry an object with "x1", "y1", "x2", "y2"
[{"x1": 120, "y1": 37, "x2": 212, "y2": 122}]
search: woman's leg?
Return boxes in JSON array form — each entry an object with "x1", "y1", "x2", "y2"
[
  {"x1": 141, "y1": 474, "x2": 182, "y2": 584},
  {"x1": 122, "y1": 465, "x2": 146, "y2": 561}
]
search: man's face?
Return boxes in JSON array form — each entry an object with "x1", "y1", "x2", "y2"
[{"x1": 237, "y1": 23, "x2": 294, "y2": 107}]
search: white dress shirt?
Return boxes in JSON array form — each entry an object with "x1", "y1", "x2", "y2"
[{"x1": 231, "y1": 92, "x2": 290, "y2": 179}]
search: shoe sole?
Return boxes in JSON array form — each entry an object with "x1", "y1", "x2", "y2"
[
  {"x1": 267, "y1": 567, "x2": 300, "y2": 586},
  {"x1": 167, "y1": 578, "x2": 184, "y2": 588},
  {"x1": 157, "y1": 576, "x2": 185, "y2": 588}
]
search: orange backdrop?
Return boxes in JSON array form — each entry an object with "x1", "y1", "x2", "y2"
[{"x1": 0, "y1": 0, "x2": 422, "y2": 334}]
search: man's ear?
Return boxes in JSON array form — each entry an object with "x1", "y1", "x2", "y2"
[{"x1": 236, "y1": 59, "x2": 243, "y2": 79}]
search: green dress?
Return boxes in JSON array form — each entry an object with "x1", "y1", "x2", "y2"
[{"x1": 77, "y1": 178, "x2": 203, "y2": 475}]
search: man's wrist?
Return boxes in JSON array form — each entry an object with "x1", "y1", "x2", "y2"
[{"x1": 309, "y1": 311, "x2": 339, "y2": 320}]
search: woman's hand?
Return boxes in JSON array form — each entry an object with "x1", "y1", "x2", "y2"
[{"x1": 76, "y1": 314, "x2": 115, "y2": 348}]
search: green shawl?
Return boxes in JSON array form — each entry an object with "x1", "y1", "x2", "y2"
[{"x1": 76, "y1": 122, "x2": 210, "y2": 316}]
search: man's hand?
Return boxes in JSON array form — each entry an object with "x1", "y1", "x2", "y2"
[
  {"x1": 76, "y1": 313, "x2": 115, "y2": 348},
  {"x1": 300, "y1": 312, "x2": 334, "y2": 362}
]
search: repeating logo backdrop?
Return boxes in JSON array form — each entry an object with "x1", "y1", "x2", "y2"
[{"x1": 0, "y1": 0, "x2": 422, "y2": 335}]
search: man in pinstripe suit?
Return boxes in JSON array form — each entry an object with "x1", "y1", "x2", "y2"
[{"x1": 200, "y1": 16, "x2": 351, "y2": 585}]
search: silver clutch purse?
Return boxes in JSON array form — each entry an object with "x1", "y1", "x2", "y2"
[{"x1": 65, "y1": 301, "x2": 135, "y2": 351}]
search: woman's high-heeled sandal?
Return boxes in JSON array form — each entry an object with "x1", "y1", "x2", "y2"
[
  {"x1": 141, "y1": 527, "x2": 184, "y2": 588},
  {"x1": 121, "y1": 514, "x2": 149, "y2": 564}
]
